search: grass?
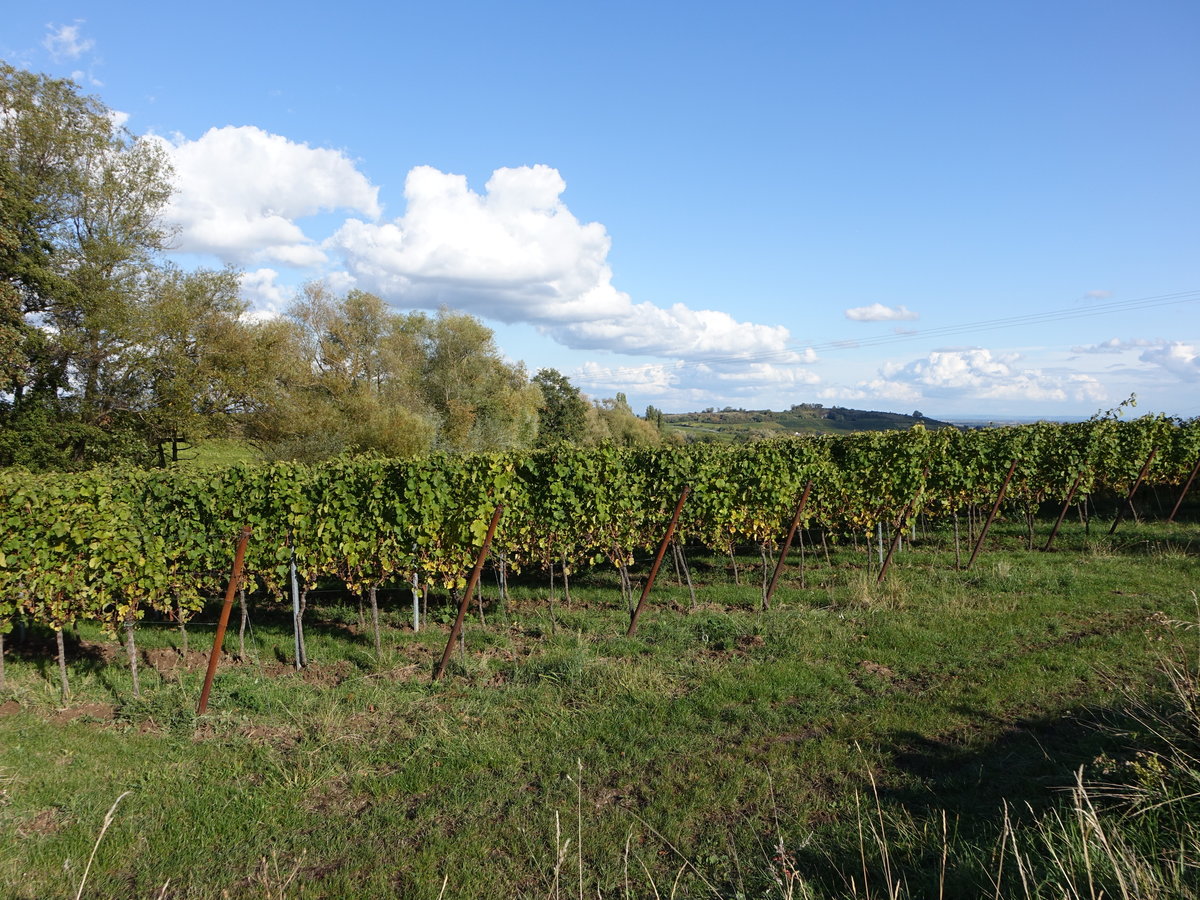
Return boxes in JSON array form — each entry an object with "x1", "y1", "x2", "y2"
[
  {"x1": 164, "y1": 437, "x2": 262, "y2": 470},
  {"x1": 0, "y1": 517, "x2": 1197, "y2": 897}
]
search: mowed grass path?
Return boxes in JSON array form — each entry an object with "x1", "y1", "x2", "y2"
[{"x1": 0, "y1": 519, "x2": 1197, "y2": 898}]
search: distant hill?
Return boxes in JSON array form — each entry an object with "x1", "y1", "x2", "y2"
[{"x1": 662, "y1": 404, "x2": 953, "y2": 443}]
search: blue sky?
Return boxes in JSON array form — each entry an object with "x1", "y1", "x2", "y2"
[{"x1": 4, "y1": 1, "x2": 1198, "y2": 418}]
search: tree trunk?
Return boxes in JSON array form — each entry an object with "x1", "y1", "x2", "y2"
[
  {"x1": 297, "y1": 589, "x2": 309, "y2": 667},
  {"x1": 369, "y1": 584, "x2": 382, "y2": 658},
  {"x1": 492, "y1": 564, "x2": 509, "y2": 626},
  {"x1": 177, "y1": 594, "x2": 188, "y2": 656},
  {"x1": 797, "y1": 529, "x2": 806, "y2": 591},
  {"x1": 496, "y1": 552, "x2": 509, "y2": 606},
  {"x1": 759, "y1": 543, "x2": 773, "y2": 610},
  {"x1": 675, "y1": 540, "x2": 696, "y2": 609},
  {"x1": 0, "y1": 631, "x2": 6, "y2": 691},
  {"x1": 56, "y1": 628, "x2": 71, "y2": 703},
  {"x1": 953, "y1": 513, "x2": 962, "y2": 570},
  {"x1": 238, "y1": 586, "x2": 248, "y2": 659},
  {"x1": 124, "y1": 619, "x2": 141, "y2": 698}
]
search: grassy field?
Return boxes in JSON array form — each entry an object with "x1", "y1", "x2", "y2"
[{"x1": 0, "y1": 517, "x2": 1197, "y2": 898}]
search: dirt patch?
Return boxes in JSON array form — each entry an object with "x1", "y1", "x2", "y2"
[
  {"x1": 300, "y1": 660, "x2": 355, "y2": 686},
  {"x1": 859, "y1": 660, "x2": 896, "y2": 679},
  {"x1": 304, "y1": 776, "x2": 372, "y2": 818},
  {"x1": 51, "y1": 702, "x2": 115, "y2": 723},
  {"x1": 141, "y1": 647, "x2": 213, "y2": 675},
  {"x1": 76, "y1": 639, "x2": 120, "y2": 664},
  {"x1": 0, "y1": 700, "x2": 21, "y2": 717},
  {"x1": 591, "y1": 784, "x2": 636, "y2": 809},
  {"x1": 380, "y1": 663, "x2": 427, "y2": 682},
  {"x1": 18, "y1": 808, "x2": 64, "y2": 837},
  {"x1": 767, "y1": 724, "x2": 831, "y2": 745},
  {"x1": 239, "y1": 723, "x2": 302, "y2": 749}
]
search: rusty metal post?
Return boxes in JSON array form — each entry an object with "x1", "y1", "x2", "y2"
[
  {"x1": 433, "y1": 506, "x2": 504, "y2": 682},
  {"x1": 626, "y1": 486, "x2": 690, "y2": 637},
  {"x1": 966, "y1": 460, "x2": 1018, "y2": 571},
  {"x1": 1167, "y1": 454, "x2": 1200, "y2": 523},
  {"x1": 763, "y1": 481, "x2": 813, "y2": 609},
  {"x1": 197, "y1": 527, "x2": 252, "y2": 715},
  {"x1": 1109, "y1": 449, "x2": 1156, "y2": 535},
  {"x1": 1043, "y1": 471, "x2": 1084, "y2": 552}
]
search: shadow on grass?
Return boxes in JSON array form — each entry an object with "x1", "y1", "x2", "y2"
[{"x1": 790, "y1": 701, "x2": 1143, "y2": 898}]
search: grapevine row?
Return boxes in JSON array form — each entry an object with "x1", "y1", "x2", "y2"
[{"x1": 1, "y1": 415, "x2": 1198, "y2": 645}]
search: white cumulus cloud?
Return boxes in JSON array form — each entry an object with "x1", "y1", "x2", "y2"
[
  {"x1": 574, "y1": 356, "x2": 821, "y2": 407},
  {"x1": 152, "y1": 126, "x2": 381, "y2": 267},
  {"x1": 331, "y1": 164, "x2": 802, "y2": 363},
  {"x1": 238, "y1": 269, "x2": 289, "y2": 320},
  {"x1": 1070, "y1": 338, "x2": 1199, "y2": 381},
  {"x1": 1140, "y1": 341, "x2": 1200, "y2": 382},
  {"x1": 1071, "y1": 337, "x2": 1158, "y2": 354},
  {"x1": 844, "y1": 303, "x2": 919, "y2": 322},
  {"x1": 44, "y1": 22, "x2": 94, "y2": 61},
  {"x1": 856, "y1": 348, "x2": 1106, "y2": 404}
]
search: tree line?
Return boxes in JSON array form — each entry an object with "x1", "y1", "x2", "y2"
[{"x1": 1, "y1": 61, "x2": 670, "y2": 472}]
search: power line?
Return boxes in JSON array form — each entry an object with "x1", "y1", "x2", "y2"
[{"x1": 569, "y1": 289, "x2": 1200, "y2": 385}]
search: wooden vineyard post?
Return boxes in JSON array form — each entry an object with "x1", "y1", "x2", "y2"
[
  {"x1": 433, "y1": 506, "x2": 504, "y2": 682},
  {"x1": 626, "y1": 486, "x2": 690, "y2": 638},
  {"x1": 1043, "y1": 471, "x2": 1084, "y2": 552},
  {"x1": 966, "y1": 460, "x2": 1017, "y2": 571},
  {"x1": 197, "y1": 527, "x2": 252, "y2": 715},
  {"x1": 1167, "y1": 454, "x2": 1200, "y2": 523},
  {"x1": 1109, "y1": 449, "x2": 1156, "y2": 536},
  {"x1": 762, "y1": 481, "x2": 813, "y2": 610}
]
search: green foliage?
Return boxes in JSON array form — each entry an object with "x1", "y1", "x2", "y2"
[
  {"x1": 3, "y1": 414, "x2": 1197, "y2": 640},
  {"x1": 254, "y1": 286, "x2": 541, "y2": 462},
  {"x1": 532, "y1": 367, "x2": 589, "y2": 446}
]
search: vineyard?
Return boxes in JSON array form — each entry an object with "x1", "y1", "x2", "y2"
[
  {"x1": 2, "y1": 415, "x2": 1200, "y2": 897},
  {"x1": 2, "y1": 414, "x2": 1198, "y2": 697}
]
